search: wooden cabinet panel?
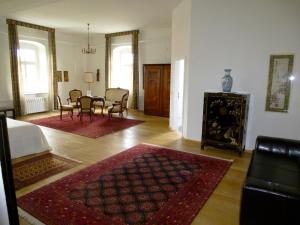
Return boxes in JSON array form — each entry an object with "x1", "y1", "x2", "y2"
[
  {"x1": 144, "y1": 64, "x2": 170, "y2": 117},
  {"x1": 144, "y1": 66, "x2": 162, "y2": 116}
]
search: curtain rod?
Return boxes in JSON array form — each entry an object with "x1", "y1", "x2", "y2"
[
  {"x1": 105, "y1": 30, "x2": 139, "y2": 38},
  {"x1": 6, "y1": 18, "x2": 55, "y2": 32}
]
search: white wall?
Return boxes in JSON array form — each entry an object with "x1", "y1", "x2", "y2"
[
  {"x1": 89, "y1": 28, "x2": 172, "y2": 110},
  {"x1": 175, "y1": 0, "x2": 300, "y2": 149},
  {"x1": 0, "y1": 21, "x2": 90, "y2": 107},
  {"x1": 170, "y1": 0, "x2": 191, "y2": 134},
  {"x1": 0, "y1": 20, "x2": 171, "y2": 111},
  {"x1": 138, "y1": 28, "x2": 172, "y2": 110},
  {"x1": 55, "y1": 32, "x2": 89, "y2": 104},
  {"x1": 87, "y1": 35, "x2": 106, "y2": 97},
  {"x1": 0, "y1": 22, "x2": 13, "y2": 107}
]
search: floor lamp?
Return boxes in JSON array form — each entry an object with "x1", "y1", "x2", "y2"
[{"x1": 84, "y1": 72, "x2": 94, "y2": 96}]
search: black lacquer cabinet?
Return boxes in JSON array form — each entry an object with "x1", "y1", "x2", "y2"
[{"x1": 201, "y1": 92, "x2": 250, "y2": 155}]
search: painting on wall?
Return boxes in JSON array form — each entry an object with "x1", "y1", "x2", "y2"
[
  {"x1": 63, "y1": 71, "x2": 69, "y2": 82},
  {"x1": 265, "y1": 55, "x2": 294, "y2": 113},
  {"x1": 56, "y1": 71, "x2": 62, "y2": 82}
]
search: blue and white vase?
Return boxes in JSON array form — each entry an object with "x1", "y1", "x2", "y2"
[{"x1": 222, "y1": 69, "x2": 233, "y2": 92}]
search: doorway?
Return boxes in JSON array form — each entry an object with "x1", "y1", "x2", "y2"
[{"x1": 173, "y1": 59, "x2": 185, "y2": 133}]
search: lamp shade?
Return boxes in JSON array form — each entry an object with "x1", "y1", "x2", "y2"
[{"x1": 83, "y1": 72, "x2": 94, "y2": 83}]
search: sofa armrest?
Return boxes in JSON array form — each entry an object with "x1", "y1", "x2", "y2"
[{"x1": 255, "y1": 136, "x2": 300, "y2": 159}]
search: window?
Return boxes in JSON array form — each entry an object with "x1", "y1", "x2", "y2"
[
  {"x1": 19, "y1": 40, "x2": 49, "y2": 94},
  {"x1": 111, "y1": 45, "x2": 133, "y2": 91}
]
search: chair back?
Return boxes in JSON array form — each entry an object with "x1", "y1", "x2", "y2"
[
  {"x1": 105, "y1": 88, "x2": 129, "y2": 103},
  {"x1": 79, "y1": 96, "x2": 92, "y2": 110},
  {"x1": 69, "y1": 89, "x2": 82, "y2": 103},
  {"x1": 56, "y1": 95, "x2": 62, "y2": 108},
  {"x1": 122, "y1": 92, "x2": 129, "y2": 109}
]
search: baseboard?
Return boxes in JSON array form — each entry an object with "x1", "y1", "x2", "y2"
[{"x1": 181, "y1": 137, "x2": 201, "y2": 144}]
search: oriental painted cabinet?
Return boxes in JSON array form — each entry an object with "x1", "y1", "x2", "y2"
[
  {"x1": 201, "y1": 92, "x2": 250, "y2": 155},
  {"x1": 144, "y1": 64, "x2": 171, "y2": 117}
]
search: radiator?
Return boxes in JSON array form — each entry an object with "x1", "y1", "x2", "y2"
[{"x1": 25, "y1": 97, "x2": 49, "y2": 114}]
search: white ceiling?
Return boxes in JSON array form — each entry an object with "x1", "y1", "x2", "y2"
[{"x1": 0, "y1": 0, "x2": 182, "y2": 34}]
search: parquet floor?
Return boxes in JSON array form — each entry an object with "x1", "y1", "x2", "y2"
[{"x1": 17, "y1": 110, "x2": 251, "y2": 225}]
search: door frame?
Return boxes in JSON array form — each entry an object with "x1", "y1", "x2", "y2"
[{"x1": 170, "y1": 59, "x2": 185, "y2": 134}]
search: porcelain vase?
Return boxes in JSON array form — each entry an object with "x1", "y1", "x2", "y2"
[{"x1": 222, "y1": 69, "x2": 233, "y2": 92}]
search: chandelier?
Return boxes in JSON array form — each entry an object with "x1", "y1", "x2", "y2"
[{"x1": 82, "y1": 23, "x2": 96, "y2": 54}]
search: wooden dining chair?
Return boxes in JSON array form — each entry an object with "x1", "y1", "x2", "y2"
[
  {"x1": 67, "y1": 89, "x2": 82, "y2": 111},
  {"x1": 78, "y1": 96, "x2": 94, "y2": 122},
  {"x1": 57, "y1": 95, "x2": 74, "y2": 120}
]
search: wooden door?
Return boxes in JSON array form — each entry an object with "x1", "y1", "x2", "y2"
[
  {"x1": 161, "y1": 65, "x2": 171, "y2": 117},
  {"x1": 144, "y1": 65, "x2": 162, "y2": 116},
  {"x1": 144, "y1": 64, "x2": 171, "y2": 117}
]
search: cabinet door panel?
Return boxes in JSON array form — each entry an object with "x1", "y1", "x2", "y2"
[
  {"x1": 161, "y1": 65, "x2": 171, "y2": 117},
  {"x1": 144, "y1": 66, "x2": 162, "y2": 115}
]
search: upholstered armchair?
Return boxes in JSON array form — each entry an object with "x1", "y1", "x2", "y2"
[
  {"x1": 57, "y1": 95, "x2": 73, "y2": 120},
  {"x1": 78, "y1": 96, "x2": 94, "y2": 122},
  {"x1": 67, "y1": 89, "x2": 82, "y2": 110},
  {"x1": 108, "y1": 90, "x2": 129, "y2": 118},
  {"x1": 94, "y1": 88, "x2": 129, "y2": 117}
]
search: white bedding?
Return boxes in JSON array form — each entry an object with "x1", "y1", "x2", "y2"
[{"x1": 6, "y1": 118, "x2": 51, "y2": 159}]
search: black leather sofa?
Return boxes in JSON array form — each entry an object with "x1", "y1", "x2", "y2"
[{"x1": 240, "y1": 136, "x2": 300, "y2": 225}]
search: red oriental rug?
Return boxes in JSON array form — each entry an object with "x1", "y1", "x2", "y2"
[
  {"x1": 30, "y1": 115, "x2": 144, "y2": 138},
  {"x1": 13, "y1": 153, "x2": 80, "y2": 190},
  {"x1": 18, "y1": 144, "x2": 232, "y2": 225}
]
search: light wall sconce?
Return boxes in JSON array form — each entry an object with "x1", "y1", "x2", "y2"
[{"x1": 96, "y1": 69, "x2": 100, "y2": 82}]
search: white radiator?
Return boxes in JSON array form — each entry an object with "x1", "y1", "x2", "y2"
[{"x1": 25, "y1": 97, "x2": 49, "y2": 114}]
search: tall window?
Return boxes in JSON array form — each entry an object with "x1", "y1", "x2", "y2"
[
  {"x1": 111, "y1": 45, "x2": 133, "y2": 106},
  {"x1": 111, "y1": 45, "x2": 133, "y2": 88},
  {"x1": 19, "y1": 40, "x2": 49, "y2": 94}
]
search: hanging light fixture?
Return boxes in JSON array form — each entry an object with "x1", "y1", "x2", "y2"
[{"x1": 82, "y1": 23, "x2": 96, "y2": 54}]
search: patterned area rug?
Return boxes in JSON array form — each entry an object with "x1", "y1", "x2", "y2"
[
  {"x1": 13, "y1": 153, "x2": 80, "y2": 190},
  {"x1": 18, "y1": 144, "x2": 232, "y2": 225},
  {"x1": 30, "y1": 115, "x2": 144, "y2": 139}
]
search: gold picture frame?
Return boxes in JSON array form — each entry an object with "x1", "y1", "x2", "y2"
[
  {"x1": 63, "y1": 71, "x2": 69, "y2": 82},
  {"x1": 265, "y1": 55, "x2": 294, "y2": 112},
  {"x1": 56, "y1": 71, "x2": 62, "y2": 82}
]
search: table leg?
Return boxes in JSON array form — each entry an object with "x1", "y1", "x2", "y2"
[{"x1": 102, "y1": 100, "x2": 105, "y2": 117}]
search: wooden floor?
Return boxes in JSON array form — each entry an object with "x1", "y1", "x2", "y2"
[{"x1": 17, "y1": 110, "x2": 251, "y2": 225}]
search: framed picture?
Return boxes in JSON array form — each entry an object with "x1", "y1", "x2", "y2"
[
  {"x1": 63, "y1": 71, "x2": 69, "y2": 82},
  {"x1": 56, "y1": 71, "x2": 62, "y2": 82},
  {"x1": 265, "y1": 55, "x2": 294, "y2": 112}
]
